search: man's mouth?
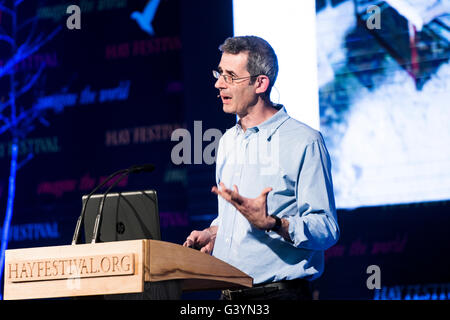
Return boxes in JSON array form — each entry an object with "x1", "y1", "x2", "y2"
[{"x1": 221, "y1": 94, "x2": 232, "y2": 102}]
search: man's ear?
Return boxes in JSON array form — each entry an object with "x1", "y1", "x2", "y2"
[{"x1": 254, "y1": 75, "x2": 270, "y2": 95}]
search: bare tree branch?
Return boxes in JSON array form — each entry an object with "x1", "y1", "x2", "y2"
[
  {"x1": 0, "y1": 63, "x2": 45, "y2": 114},
  {"x1": 0, "y1": 113, "x2": 8, "y2": 125},
  {"x1": 0, "y1": 25, "x2": 61, "y2": 78},
  {"x1": 18, "y1": 16, "x2": 39, "y2": 32},
  {"x1": 0, "y1": 120, "x2": 12, "y2": 135},
  {"x1": 4, "y1": 94, "x2": 64, "y2": 137},
  {"x1": 17, "y1": 152, "x2": 34, "y2": 170},
  {"x1": 38, "y1": 115, "x2": 50, "y2": 127},
  {"x1": 21, "y1": 15, "x2": 41, "y2": 52},
  {"x1": 0, "y1": 34, "x2": 14, "y2": 46},
  {"x1": 0, "y1": 98, "x2": 12, "y2": 113},
  {"x1": 0, "y1": 0, "x2": 68, "y2": 290},
  {"x1": 0, "y1": 4, "x2": 14, "y2": 17},
  {"x1": 18, "y1": 62, "x2": 46, "y2": 96}
]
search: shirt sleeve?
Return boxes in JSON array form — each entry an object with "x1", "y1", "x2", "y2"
[
  {"x1": 285, "y1": 135, "x2": 340, "y2": 251},
  {"x1": 210, "y1": 216, "x2": 219, "y2": 227}
]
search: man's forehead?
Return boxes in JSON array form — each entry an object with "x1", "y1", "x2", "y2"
[{"x1": 218, "y1": 52, "x2": 249, "y2": 74}]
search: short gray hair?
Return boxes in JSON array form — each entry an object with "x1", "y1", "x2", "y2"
[{"x1": 219, "y1": 36, "x2": 278, "y2": 96}]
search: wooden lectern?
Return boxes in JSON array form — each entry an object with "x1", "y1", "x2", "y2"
[{"x1": 3, "y1": 239, "x2": 253, "y2": 300}]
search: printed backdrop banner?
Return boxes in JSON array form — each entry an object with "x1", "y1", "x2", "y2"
[
  {"x1": 1, "y1": 0, "x2": 449, "y2": 300},
  {"x1": 0, "y1": 0, "x2": 190, "y2": 250}
]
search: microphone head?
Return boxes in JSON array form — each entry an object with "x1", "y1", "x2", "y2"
[{"x1": 128, "y1": 164, "x2": 156, "y2": 173}]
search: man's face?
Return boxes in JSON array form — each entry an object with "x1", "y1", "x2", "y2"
[{"x1": 215, "y1": 52, "x2": 258, "y2": 116}]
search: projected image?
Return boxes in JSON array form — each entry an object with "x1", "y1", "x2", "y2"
[{"x1": 316, "y1": 0, "x2": 450, "y2": 208}]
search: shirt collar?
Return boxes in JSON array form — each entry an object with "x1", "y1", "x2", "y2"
[{"x1": 234, "y1": 104, "x2": 290, "y2": 140}]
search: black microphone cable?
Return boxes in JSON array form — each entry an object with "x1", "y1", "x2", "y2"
[
  {"x1": 71, "y1": 164, "x2": 156, "y2": 245},
  {"x1": 90, "y1": 164, "x2": 156, "y2": 243},
  {"x1": 71, "y1": 168, "x2": 128, "y2": 245}
]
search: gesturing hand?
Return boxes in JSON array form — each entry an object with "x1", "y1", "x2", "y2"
[
  {"x1": 183, "y1": 226, "x2": 217, "y2": 254},
  {"x1": 211, "y1": 182, "x2": 274, "y2": 230}
]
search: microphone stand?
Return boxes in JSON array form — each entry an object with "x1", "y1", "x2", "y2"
[
  {"x1": 72, "y1": 164, "x2": 155, "y2": 245},
  {"x1": 90, "y1": 171, "x2": 131, "y2": 244},
  {"x1": 71, "y1": 168, "x2": 128, "y2": 245}
]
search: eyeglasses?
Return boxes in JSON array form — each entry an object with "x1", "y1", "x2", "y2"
[{"x1": 212, "y1": 70, "x2": 260, "y2": 84}]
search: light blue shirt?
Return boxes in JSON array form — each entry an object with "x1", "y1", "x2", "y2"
[{"x1": 211, "y1": 105, "x2": 340, "y2": 284}]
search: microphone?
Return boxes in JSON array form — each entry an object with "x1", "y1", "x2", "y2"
[
  {"x1": 90, "y1": 164, "x2": 155, "y2": 244},
  {"x1": 71, "y1": 164, "x2": 155, "y2": 245},
  {"x1": 72, "y1": 168, "x2": 127, "y2": 245},
  {"x1": 128, "y1": 163, "x2": 155, "y2": 173}
]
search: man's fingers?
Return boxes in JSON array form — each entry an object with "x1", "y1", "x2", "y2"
[
  {"x1": 184, "y1": 230, "x2": 201, "y2": 247},
  {"x1": 201, "y1": 242, "x2": 213, "y2": 254},
  {"x1": 221, "y1": 183, "x2": 243, "y2": 204},
  {"x1": 230, "y1": 191, "x2": 243, "y2": 205},
  {"x1": 212, "y1": 183, "x2": 246, "y2": 208},
  {"x1": 212, "y1": 184, "x2": 231, "y2": 198},
  {"x1": 183, "y1": 239, "x2": 193, "y2": 247},
  {"x1": 212, "y1": 184, "x2": 234, "y2": 202},
  {"x1": 260, "y1": 187, "x2": 273, "y2": 197},
  {"x1": 220, "y1": 183, "x2": 235, "y2": 197},
  {"x1": 222, "y1": 188, "x2": 243, "y2": 206},
  {"x1": 213, "y1": 184, "x2": 271, "y2": 209}
]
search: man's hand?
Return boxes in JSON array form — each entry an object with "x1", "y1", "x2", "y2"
[
  {"x1": 183, "y1": 226, "x2": 217, "y2": 254},
  {"x1": 211, "y1": 182, "x2": 274, "y2": 230}
]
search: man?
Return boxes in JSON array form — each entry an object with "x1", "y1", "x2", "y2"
[{"x1": 183, "y1": 36, "x2": 340, "y2": 300}]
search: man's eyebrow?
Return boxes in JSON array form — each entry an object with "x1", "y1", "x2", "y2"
[{"x1": 217, "y1": 66, "x2": 237, "y2": 76}]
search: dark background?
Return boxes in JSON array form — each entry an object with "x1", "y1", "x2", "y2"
[{"x1": 0, "y1": 0, "x2": 448, "y2": 300}]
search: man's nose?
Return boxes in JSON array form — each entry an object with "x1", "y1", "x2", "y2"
[{"x1": 214, "y1": 75, "x2": 227, "y2": 89}]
